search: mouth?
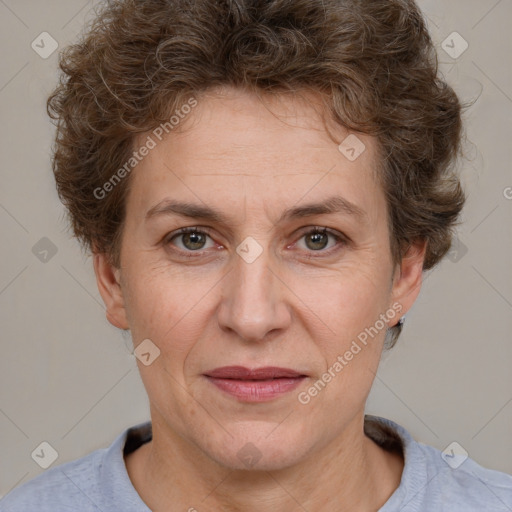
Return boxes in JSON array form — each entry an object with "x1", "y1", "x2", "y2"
[{"x1": 203, "y1": 366, "x2": 308, "y2": 402}]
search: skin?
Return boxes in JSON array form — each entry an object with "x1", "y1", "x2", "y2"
[{"x1": 94, "y1": 86, "x2": 426, "y2": 511}]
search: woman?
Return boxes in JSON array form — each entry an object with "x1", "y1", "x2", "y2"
[{"x1": 2, "y1": 0, "x2": 511, "y2": 510}]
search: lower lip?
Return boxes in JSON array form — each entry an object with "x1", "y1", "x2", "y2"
[{"x1": 205, "y1": 376, "x2": 305, "y2": 402}]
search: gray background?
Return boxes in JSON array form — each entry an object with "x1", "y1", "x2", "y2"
[{"x1": 0, "y1": 0, "x2": 511, "y2": 499}]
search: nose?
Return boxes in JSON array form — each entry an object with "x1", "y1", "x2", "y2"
[{"x1": 216, "y1": 242, "x2": 292, "y2": 343}]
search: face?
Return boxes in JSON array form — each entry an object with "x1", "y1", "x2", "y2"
[{"x1": 95, "y1": 86, "x2": 424, "y2": 471}]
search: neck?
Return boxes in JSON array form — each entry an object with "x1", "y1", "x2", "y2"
[{"x1": 125, "y1": 411, "x2": 403, "y2": 512}]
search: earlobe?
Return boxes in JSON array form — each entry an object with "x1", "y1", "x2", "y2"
[
  {"x1": 93, "y1": 252, "x2": 130, "y2": 330},
  {"x1": 389, "y1": 240, "x2": 427, "y2": 326}
]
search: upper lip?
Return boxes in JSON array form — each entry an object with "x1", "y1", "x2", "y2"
[{"x1": 204, "y1": 366, "x2": 306, "y2": 380}]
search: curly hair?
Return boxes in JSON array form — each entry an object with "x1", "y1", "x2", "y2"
[{"x1": 47, "y1": 0, "x2": 466, "y2": 348}]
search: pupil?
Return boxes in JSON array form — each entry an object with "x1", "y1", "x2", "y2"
[
  {"x1": 185, "y1": 232, "x2": 204, "y2": 250},
  {"x1": 308, "y1": 232, "x2": 327, "y2": 250}
]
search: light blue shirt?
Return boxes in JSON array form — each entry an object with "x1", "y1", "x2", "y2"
[{"x1": 2, "y1": 415, "x2": 512, "y2": 511}]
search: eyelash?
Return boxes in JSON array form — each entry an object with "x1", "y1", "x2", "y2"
[{"x1": 163, "y1": 226, "x2": 348, "y2": 259}]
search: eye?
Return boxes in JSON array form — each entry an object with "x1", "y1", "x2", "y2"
[
  {"x1": 294, "y1": 227, "x2": 347, "y2": 256},
  {"x1": 165, "y1": 227, "x2": 216, "y2": 254},
  {"x1": 164, "y1": 226, "x2": 347, "y2": 258}
]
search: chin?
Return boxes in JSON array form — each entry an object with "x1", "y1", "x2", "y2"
[{"x1": 200, "y1": 423, "x2": 314, "y2": 472}]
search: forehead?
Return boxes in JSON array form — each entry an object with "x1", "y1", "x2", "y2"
[{"x1": 127, "y1": 87, "x2": 384, "y2": 222}]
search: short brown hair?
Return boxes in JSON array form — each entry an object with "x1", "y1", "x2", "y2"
[{"x1": 47, "y1": 0, "x2": 466, "y2": 348}]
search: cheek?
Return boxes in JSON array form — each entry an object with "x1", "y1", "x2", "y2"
[
  {"x1": 297, "y1": 272, "x2": 389, "y2": 418},
  {"x1": 293, "y1": 263, "x2": 391, "y2": 343},
  {"x1": 121, "y1": 234, "x2": 392, "y2": 356},
  {"x1": 122, "y1": 260, "x2": 214, "y2": 354}
]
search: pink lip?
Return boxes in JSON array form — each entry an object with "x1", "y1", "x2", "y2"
[{"x1": 204, "y1": 366, "x2": 307, "y2": 402}]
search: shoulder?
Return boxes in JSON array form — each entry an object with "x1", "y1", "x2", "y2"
[
  {"x1": 0, "y1": 422, "x2": 152, "y2": 512},
  {"x1": 0, "y1": 447, "x2": 106, "y2": 512},
  {"x1": 365, "y1": 415, "x2": 512, "y2": 511},
  {"x1": 417, "y1": 440, "x2": 512, "y2": 510}
]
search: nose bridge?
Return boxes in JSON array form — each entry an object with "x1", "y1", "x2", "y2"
[{"x1": 217, "y1": 236, "x2": 289, "y2": 342}]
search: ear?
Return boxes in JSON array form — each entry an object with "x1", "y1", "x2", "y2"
[
  {"x1": 389, "y1": 239, "x2": 427, "y2": 326},
  {"x1": 93, "y1": 252, "x2": 130, "y2": 330}
]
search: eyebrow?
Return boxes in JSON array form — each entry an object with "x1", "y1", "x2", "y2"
[{"x1": 145, "y1": 195, "x2": 367, "y2": 225}]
